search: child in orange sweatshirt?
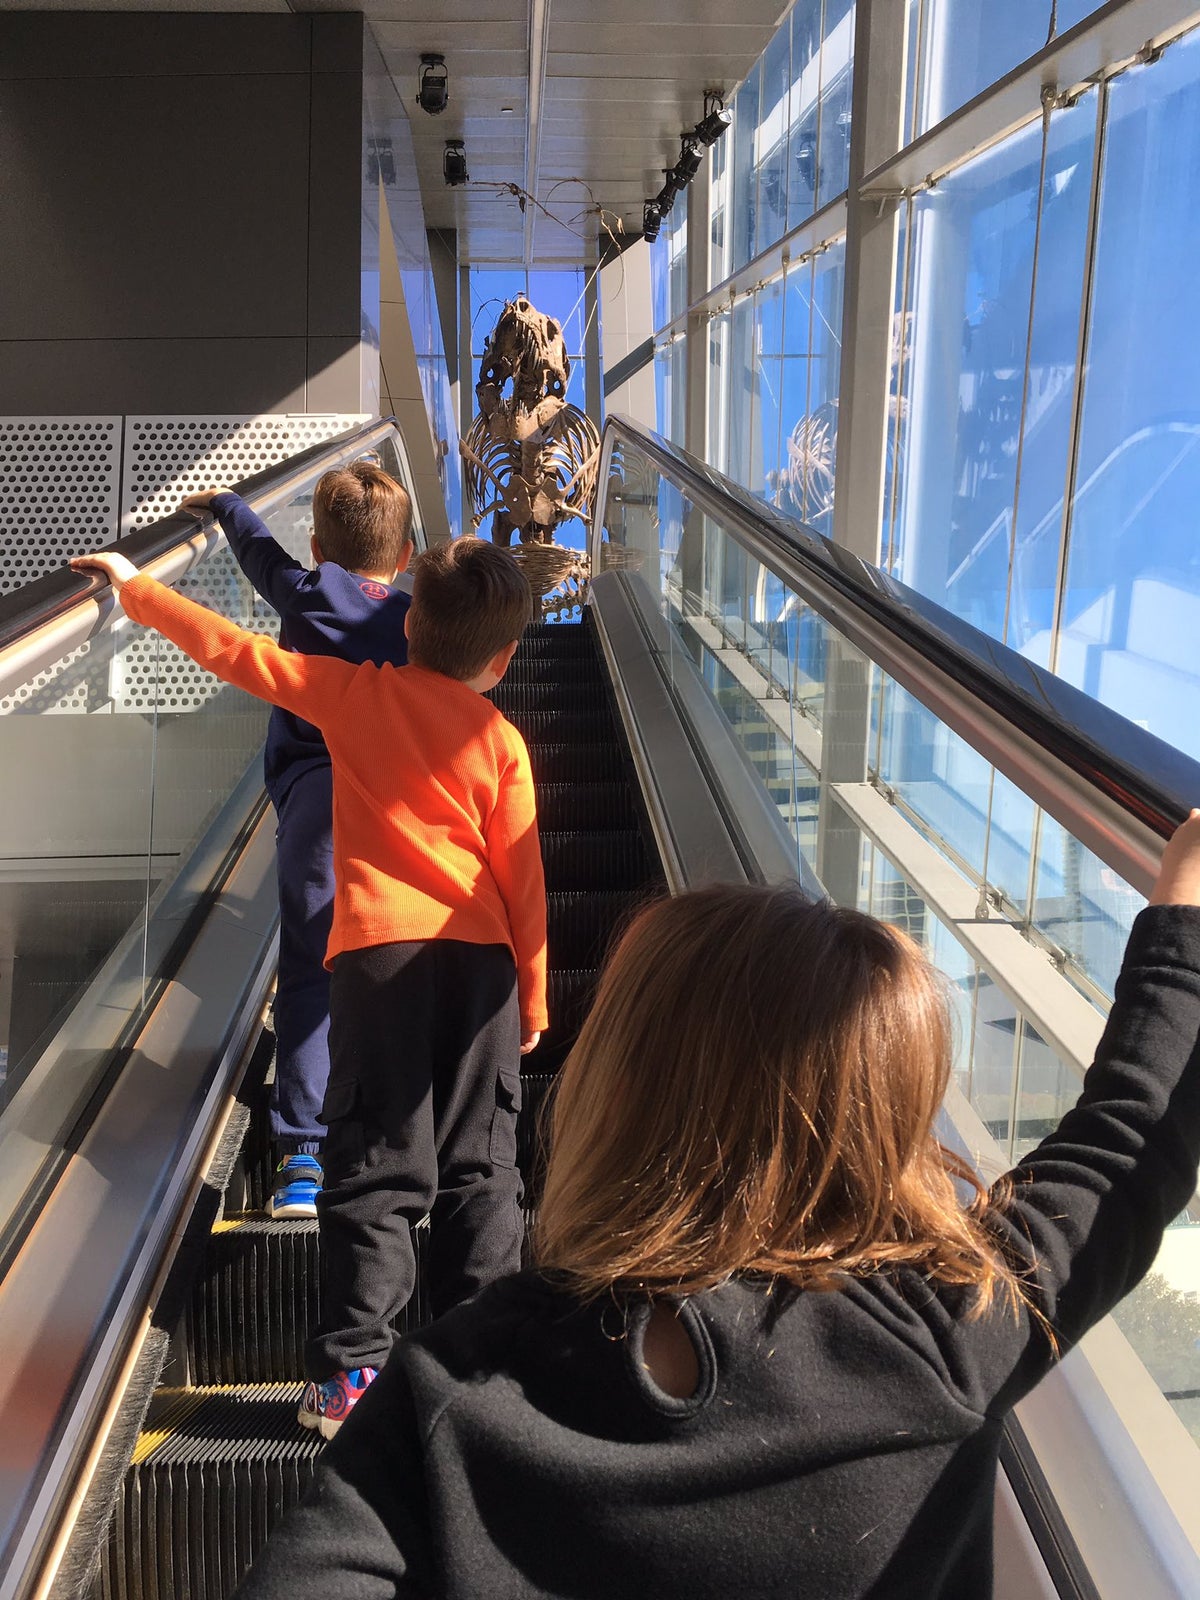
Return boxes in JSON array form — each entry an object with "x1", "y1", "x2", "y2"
[{"x1": 73, "y1": 537, "x2": 547, "y2": 1437}]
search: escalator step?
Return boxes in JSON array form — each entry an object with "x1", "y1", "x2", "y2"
[
  {"x1": 537, "y1": 966, "x2": 601, "y2": 1051},
  {"x1": 548, "y1": 889, "x2": 652, "y2": 971},
  {"x1": 535, "y1": 782, "x2": 638, "y2": 831},
  {"x1": 487, "y1": 682, "x2": 610, "y2": 717},
  {"x1": 93, "y1": 1386, "x2": 317, "y2": 1600},
  {"x1": 500, "y1": 655, "x2": 604, "y2": 687},
  {"x1": 539, "y1": 830, "x2": 654, "y2": 891},
  {"x1": 185, "y1": 1218, "x2": 429, "y2": 1386},
  {"x1": 527, "y1": 741, "x2": 625, "y2": 784},
  {"x1": 517, "y1": 625, "x2": 594, "y2": 658},
  {"x1": 498, "y1": 708, "x2": 617, "y2": 743}
]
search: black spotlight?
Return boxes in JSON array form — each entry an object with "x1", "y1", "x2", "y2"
[
  {"x1": 417, "y1": 53, "x2": 449, "y2": 115},
  {"x1": 694, "y1": 91, "x2": 732, "y2": 147},
  {"x1": 674, "y1": 136, "x2": 703, "y2": 183},
  {"x1": 643, "y1": 200, "x2": 663, "y2": 241},
  {"x1": 656, "y1": 170, "x2": 684, "y2": 214},
  {"x1": 443, "y1": 140, "x2": 469, "y2": 186}
]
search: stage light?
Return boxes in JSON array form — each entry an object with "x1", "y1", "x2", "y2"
[
  {"x1": 694, "y1": 91, "x2": 732, "y2": 147},
  {"x1": 417, "y1": 54, "x2": 449, "y2": 115},
  {"x1": 674, "y1": 136, "x2": 703, "y2": 183},
  {"x1": 443, "y1": 140, "x2": 469, "y2": 186},
  {"x1": 643, "y1": 200, "x2": 663, "y2": 241}
]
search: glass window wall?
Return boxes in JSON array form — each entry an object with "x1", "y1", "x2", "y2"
[
  {"x1": 704, "y1": 0, "x2": 857, "y2": 292},
  {"x1": 911, "y1": 1, "x2": 1105, "y2": 135},
  {"x1": 1057, "y1": 33, "x2": 1200, "y2": 761}
]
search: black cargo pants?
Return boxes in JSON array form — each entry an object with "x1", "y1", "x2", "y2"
[{"x1": 305, "y1": 939, "x2": 524, "y2": 1380}]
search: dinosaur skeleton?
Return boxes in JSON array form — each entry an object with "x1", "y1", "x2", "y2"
[{"x1": 460, "y1": 297, "x2": 600, "y2": 616}]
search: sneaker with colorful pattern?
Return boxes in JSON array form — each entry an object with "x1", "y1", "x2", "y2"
[
  {"x1": 269, "y1": 1152, "x2": 323, "y2": 1219},
  {"x1": 298, "y1": 1366, "x2": 379, "y2": 1440}
]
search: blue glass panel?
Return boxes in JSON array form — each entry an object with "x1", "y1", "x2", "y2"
[
  {"x1": 778, "y1": 258, "x2": 814, "y2": 521},
  {"x1": 731, "y1": 68, "x2": 761, "y2": 270},
  {"x1": 1005, "y1": 93, "x2": 1098, "y2": 664},
  {"x1": 1058, "y1": 35, "x2": 1200, "y2": 759},
  {"x1": 469, "y1": 267, "x2": 527, "y2": 351},
  {"x1": 984, "y1": 770, "x2": 1035, "y2": 917},
  {"x1": 817, "y1": 0, "x2": 855, "y2": 207},
  {"x1": 756, "y1": 23, "x2": 792, "y2": 256},
  {"x1": 668, "y1": 194, "x2": 689, "y2": 323},
  {"x1": 1055, "y1": 2, "x2": 1104, "y2": 32},
  {"x1": 788, "y1": 0, "x2": 824, "y2": 230},
  {"x1": 525, "y1": 269, "x2": 586, "y2": 352},
  {"x1": 875, "y1": 682, "x2": 992, "y2": 875},
  {"x1": 1031, "y1": 815, "x2": 1141, "y2": 1000},
  {"x1": 650, "y1": 236, "x2": 670, "y2": 335},
  {"x1": 892, "y1": 118, "x2": 1043, "y2": 632},
  {"x1": 967, "y1": 969, "x2": 1019, "y2": 1150},
  {"x1": 918, "y1": 1, "x2": 1051, "y2": 133}
]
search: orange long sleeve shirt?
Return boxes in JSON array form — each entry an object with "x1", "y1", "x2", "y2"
[{"x1": 121, "y1": 573, "x2": 548, "y2": 1033}]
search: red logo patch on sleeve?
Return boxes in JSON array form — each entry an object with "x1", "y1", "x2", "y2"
[{"x1": 359, "y1": 580, "x2": 390, "y2": 601}]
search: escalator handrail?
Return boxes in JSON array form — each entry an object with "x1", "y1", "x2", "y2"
[
  {"x1": 593, "y1": 414, "x2": 1200, "y2": 896},
  {"x1": 0, "y1": 416, "x2": 405, "y2": 698}
]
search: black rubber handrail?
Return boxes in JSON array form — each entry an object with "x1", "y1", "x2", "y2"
[
  {"x1": 596, "y1": 415, "x2": 1200, "y2": 872},
  {"x1": 0, "y1": 417, "x2": 394, "y2": 654}
]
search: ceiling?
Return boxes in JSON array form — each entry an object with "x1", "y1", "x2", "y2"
[
  {"x1": 365, "y1": 0, "x2": 793, "y2": 264},
  {"x1": 2, "y1": 0, "x2": 792, "y2": 264}
]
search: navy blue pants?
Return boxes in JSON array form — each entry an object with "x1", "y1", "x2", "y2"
[
  {"x1": 271, "y1": 767, "x2": 335, "y2": 1156},
  {"x1": 306, "y1": 939, "x2": 524, "y2": 1380}
]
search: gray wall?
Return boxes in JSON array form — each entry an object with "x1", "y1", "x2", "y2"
[{"x1": 0, "y1": 11, "x2": 367, "y2": 415}]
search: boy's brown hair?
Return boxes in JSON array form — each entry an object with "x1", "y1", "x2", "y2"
[
  {"x1": 312, "y1": 461, "x2": 413, "y2": 573},
  {"x1": 407, "y1": 538, "x2": 534, "y2": 680}
]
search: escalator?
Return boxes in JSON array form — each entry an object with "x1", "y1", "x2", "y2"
[
  {"x1": 87, "y1": 616, "x2": 664, "y2": 1600},
  {"x1": 2, "y1": 413, "x2": 1200, "y2": 1600}
]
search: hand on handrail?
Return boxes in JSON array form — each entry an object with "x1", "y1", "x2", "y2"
[
  {"x1": 179, "y1": 489, "x2": 232, "y2": 514},
  {"x1": 1149, "y1": 810, "x2": 1200, "y2": 906},
  {"x1": 70, "y1": 552, "x2": 139, "y2": 593}
]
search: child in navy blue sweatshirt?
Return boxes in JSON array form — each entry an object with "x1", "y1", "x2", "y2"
[{"x1": 184, "y1": 463, "x2": 413, "y2": 1217}]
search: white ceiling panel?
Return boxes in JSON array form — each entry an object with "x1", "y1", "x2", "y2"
[{"x1": 372, "y1": 0, "x2": 788, "y2": 264}]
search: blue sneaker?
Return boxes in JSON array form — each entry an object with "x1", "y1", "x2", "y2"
[
  {"x1": 298, "y1": 1366, "x2": 378, "y2": 1439},
  {"x1": 269, "y1": 1153, "x2": 322, "y2": 1219}
]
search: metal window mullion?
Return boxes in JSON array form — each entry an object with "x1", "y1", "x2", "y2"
[
  {"x1": 1047, "y1": 78, "x2": 1109, "y2": 679},
  {"x1": 883, "y1": 196, "x2": 916, "y2": 572},
  {"x1": 830, "y1": 0, "x2": 908, "y2": 562},
  {"x1": 980, "y1": 90, "x2": 1057, "y2": 907}
]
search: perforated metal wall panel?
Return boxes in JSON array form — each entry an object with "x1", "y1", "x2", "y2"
[
  {"x1": 2, "y1": 412, "x2": 370, "y2": 714},
  {"x1": 112, "y1": 413, "x2": 367, "y2": 712},
  {"x1": 120, "y1": 414, "x2": 369, "y2": 535},
  {"x1": 0, "y1": 640, "x2": 102, "y2": 716},
  {"x1": 0, "y1": 416, "x2": 121, "y2": 593}
]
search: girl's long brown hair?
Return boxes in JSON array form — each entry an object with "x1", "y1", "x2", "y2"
[{"x1": 534, "y1": 884, "x2": 1021, "y2": 1313}]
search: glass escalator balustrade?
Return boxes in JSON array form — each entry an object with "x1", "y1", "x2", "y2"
[
  {"x1": 598, "y1": 432, "x2": 1200, "y2": 1457},
  {"x1": 0, "y1": 466, "x2": 397, "y2": 1249}
]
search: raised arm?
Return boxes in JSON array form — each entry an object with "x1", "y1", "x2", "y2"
[
  {"x1": 986, "y1": 812, "x2": 1200, "y2": 1396},
  {"x1": 70, "y1": 554, "x2": 354, "y2": 727},
  {"x1": 191, "y1": 490, "x2": 312, "y2": 617},
  {"x1": 487, "y1": 733, "x2": 549, "y2": 1043}
]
